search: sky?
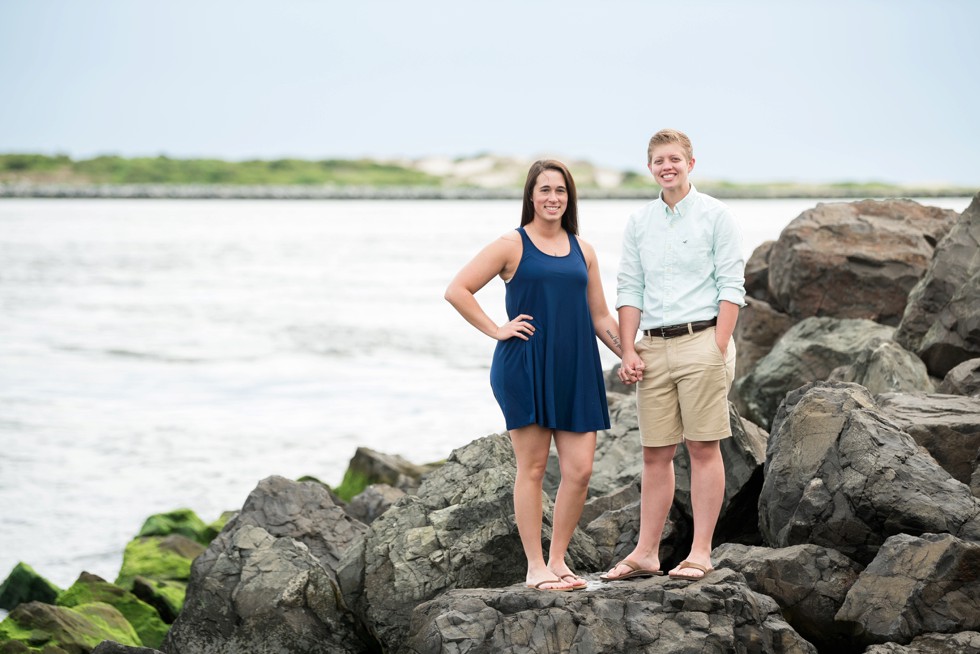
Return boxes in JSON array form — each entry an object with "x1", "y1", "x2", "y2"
[{"x1": 1, "y1": 0, "x2": 977, "y2": 185}]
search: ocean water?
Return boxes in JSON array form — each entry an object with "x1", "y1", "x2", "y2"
[{"x1": 0, "y1": 196, "x2": 971, "y2": 593}]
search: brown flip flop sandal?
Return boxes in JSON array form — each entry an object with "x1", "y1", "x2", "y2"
[
  {"x1": 560, "y1": 573, "x2": 588, "y2": 589},
  {"x1": 667, "y1": 560, "x2": 714, "y2": 580},
  {"x1": 526, "y1": 578, "x2": 574, "y2": 592},
  {"x1": 599, "y1": 558, "x2": 663, "y2": 581}
]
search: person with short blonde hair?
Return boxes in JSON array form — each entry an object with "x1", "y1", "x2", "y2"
[{"x1": 602, "y1": 129, "x2": 745, "y2": 582}]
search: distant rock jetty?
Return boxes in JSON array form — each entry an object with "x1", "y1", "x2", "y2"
[
  {"x1": 0, "y1": 182, "x2": 974, "y2": 200},
  {"x1": 2, "y1": 195, "x2": 979, "y2": 653}
]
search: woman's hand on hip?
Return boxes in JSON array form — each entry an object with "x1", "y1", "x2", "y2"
[{"x1": 495, "y1": 314, "x2": 535, "y2": 341}]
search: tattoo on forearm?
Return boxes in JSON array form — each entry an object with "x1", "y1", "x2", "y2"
[{"x1": 606, "y1": 329, "x2": 622, "y2": 352}]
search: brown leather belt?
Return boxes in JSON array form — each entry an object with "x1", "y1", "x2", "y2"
[{"x1": 643, "y1": 318, "x2": 717, "y2": 339}]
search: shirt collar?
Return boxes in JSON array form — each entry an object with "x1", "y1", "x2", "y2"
[{"x1": 658, "y1": 183, "x2": 699, "y2": 217}]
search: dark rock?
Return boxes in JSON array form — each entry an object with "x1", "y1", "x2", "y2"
[
  {"x1": 735, "y1": 317, "x2": 894, "y2": 428},
  {"x1": 588, "y1": 395, "x2": 642, "y2": 497},
  {"x1": 877, "y1": 392, "x2": 980, "y2": 489},
  {"x1": 336, "y1": 433, "x2": 601, "y2": 649},
  {"x1": 836, "y1": 533, "x2": 980, "y2": 646},
  {"x1": 827, "y1": 339, "x2": 934, "y2": 394},
  {"x1": 939, "y1": 358, "x2": 980, "y2": 397},
  {"x1": 334, "y1": 446, "x2": 440, "y2": 501},
  {"x1": 759, "y1": 382, "x2": 980, "y2": 564},
  {"x1": 163, "y1": 476, "x2": 371, "y2": 654},
  {"x1": 130, "y1": 577, "x2": 184, "y2": 624},
  {"x1": 767, "y1": 199, "x2": 956, "y2": 324},
  {"x1": 56, "y1": 572, "x2": 168, "y2": 649},
  {"x1": 896, "y1": 192, "x2": 980, "y2": 377},
  {"x1": 91, "y1": 641, "x2": 164, "y2": 654},
  {"x1": 0, "y1": 562, "x2": 61, "y2": 611},
  {"x1": 344, "y1": 483, "x2": 406, "y2": 524},
  {"x1": 864, "y1": 631, "x2": 980, "y2": 653},
  {"x1": 731, "y1": 297, "x2": 796, "y2": 411},
  {"x1": 0, "y1": 601, "x2": 141, "y2": 652},
  {"x1": 402, "y1": 570, "x2": 817, "y2": 654},
  {"x1": 745, "y1": 240, "x2": 775, "y2": 302},
  {"x1": 712, "y1": 543, "x2": 863, "y2": 652},
  {"x1": 579, "y1": 479, "x2": 640, "y2": 529}
]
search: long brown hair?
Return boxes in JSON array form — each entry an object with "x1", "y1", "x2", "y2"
[{"x1": 520, "y1": 159, "x2": 579, "y2": 235}]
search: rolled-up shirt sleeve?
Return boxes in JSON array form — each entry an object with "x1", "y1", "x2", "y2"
[
  {"x1": 616, "y1": 214, "x2": 645, "y2": 310},
  {"x1": 713, "y1": 209, "x2": 746, "y2": 307}
]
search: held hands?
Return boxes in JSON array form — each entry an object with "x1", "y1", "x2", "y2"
[
  {"x1": 618, "y1": 351, "x2": 645, "y2": 385},
  {"x1": 495, "y1": 314, "x2": 535, "y2": 341}
]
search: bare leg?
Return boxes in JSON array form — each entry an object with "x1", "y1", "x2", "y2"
[
  {"x1": 509, "y1": 425, "x2": 573, "y2": 590},
  {"x1": 604, "y1": 444, "x2": 676, "y2": 578},
  {"x1": 547, "y1": 430, "x2": 596, "y2": 583},
  {"x1": 669, "y1": 439, "x2": 724, "y2": 579}
]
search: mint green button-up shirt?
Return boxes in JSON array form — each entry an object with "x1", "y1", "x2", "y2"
[{"x1": 616, "y1": 185, "x2": 746, "y2": 329}]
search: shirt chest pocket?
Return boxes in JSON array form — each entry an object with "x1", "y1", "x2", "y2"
[{"x1": 678, "y1": 236, "x2": 713, "y2": 275}]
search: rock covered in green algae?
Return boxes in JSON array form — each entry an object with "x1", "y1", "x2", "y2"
[
  {"x1": 136, "y1": 508, "x2": 235, "y2": 547},
  {"x1": 0, "y1": 564, "x2": 61, "y2": 612},
  {"x1": 130, "y1": 578, "x2": 184, "y2": 624},
  {"x1": 137, "y1": 510, "x2": 210, "y2": 546},
  {"x1": 56, "y1": 573, "x2": 168, "y2": 649},
  {"x1": 0, "y1": 601, "x2": 141, "y2": 652},
  {"x1": 114, "y1": 535, "x2": 204, "y2": 591}
]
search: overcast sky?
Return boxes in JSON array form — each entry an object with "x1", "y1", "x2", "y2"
[{"x1": 1, "y1": 0, "x2": 977, "y2": 184}]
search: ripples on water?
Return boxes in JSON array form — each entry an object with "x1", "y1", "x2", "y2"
[{"x1": 0, "y1": 196, "x2": 970, "y2": 587}]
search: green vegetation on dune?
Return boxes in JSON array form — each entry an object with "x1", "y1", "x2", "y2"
[
  {"x1": 0, "y1": 153, "x2": 442, "y2": 186},
  {"x1": 0, "y1": 153, "x2": 973, "y2": 197}
]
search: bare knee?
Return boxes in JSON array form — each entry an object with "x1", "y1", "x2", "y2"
[
  {"x1": 686, "y1": 440, "x2": 722, "y2": 465},
  {"x1": 517, "y1": 459, "x2": 549, "y2": 485},
  {"x1": 559, "y1": 459, "x2": 593, "y2": 488}
]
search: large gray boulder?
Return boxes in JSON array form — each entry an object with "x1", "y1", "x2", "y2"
[
  {"x1": 767, "y1": 199, "x2": 956, "y2": 325},
  {"x1": 827, "y1": 339, "x2": 934, "y2": 394},
  {"x1": 336, "y1": 433, "x2": 601, "y2": 649},
  {"x1": 712, "y1": 543, "x2": 863, "y2": 652},
  {"x1": 163, "y1": 476, "x2": 371, "y2": 654},
  {"x1": 877, "y1": 392, "x2": 980, "y2": 489},
  {"x1": 896, "y1": 192, "x2": 980, "y2": 377},
  {"x1": 939, "y1": 357, "x2": 980, "y2": 397},
  {"x1": 744, "y1": 239, "x2": 775, "y2": 302},
  {"x1": 836, "y1": 533, "x2": 980, "y2": 646},
  {"x1": 731, "y1": 297, "x2": 796, "y2": 407},
  {"x1": 402, "y1": 571, "x2": 816, "y2": 654},
  {"x1": 735, "y1": 317, "x2": 894, "y2": 428},
  {"x1": 759, "y1": 382, "x2": 980, "y2": 564}
]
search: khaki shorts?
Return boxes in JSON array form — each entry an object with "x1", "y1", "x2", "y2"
[{"x1": 635, "y1": 326, "x2": 735, "y2": 447}]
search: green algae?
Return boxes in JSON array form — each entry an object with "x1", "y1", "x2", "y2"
[
  {"x1": 115, "y1": 535, "x2": 204, "y2": 590},
  {"x1": 56, "y1": 573, "x2": 168, "y2": 648},
  {"x1": 0, "y1": 564, "x2": 61, "y2": 611},
  {"x1": 138, "y1": 509, "x2": 211, "y2": 545}
]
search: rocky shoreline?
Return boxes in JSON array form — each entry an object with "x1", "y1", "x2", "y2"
[{"x1": 2, "y1": 194, "x2": 979, "y2": 653}]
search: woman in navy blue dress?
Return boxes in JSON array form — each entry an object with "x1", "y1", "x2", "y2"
[{"x1": 445, "y1": 160, "x2": 624, "y2": 591}]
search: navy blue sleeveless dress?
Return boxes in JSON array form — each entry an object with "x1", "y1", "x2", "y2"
[{"x1": 490, "y1": 227, "x2": 610, "y2": 432}]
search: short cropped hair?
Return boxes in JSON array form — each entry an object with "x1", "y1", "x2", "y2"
[{"x1": 647, "y1": 129, "x2": 693, "y2": 165}]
